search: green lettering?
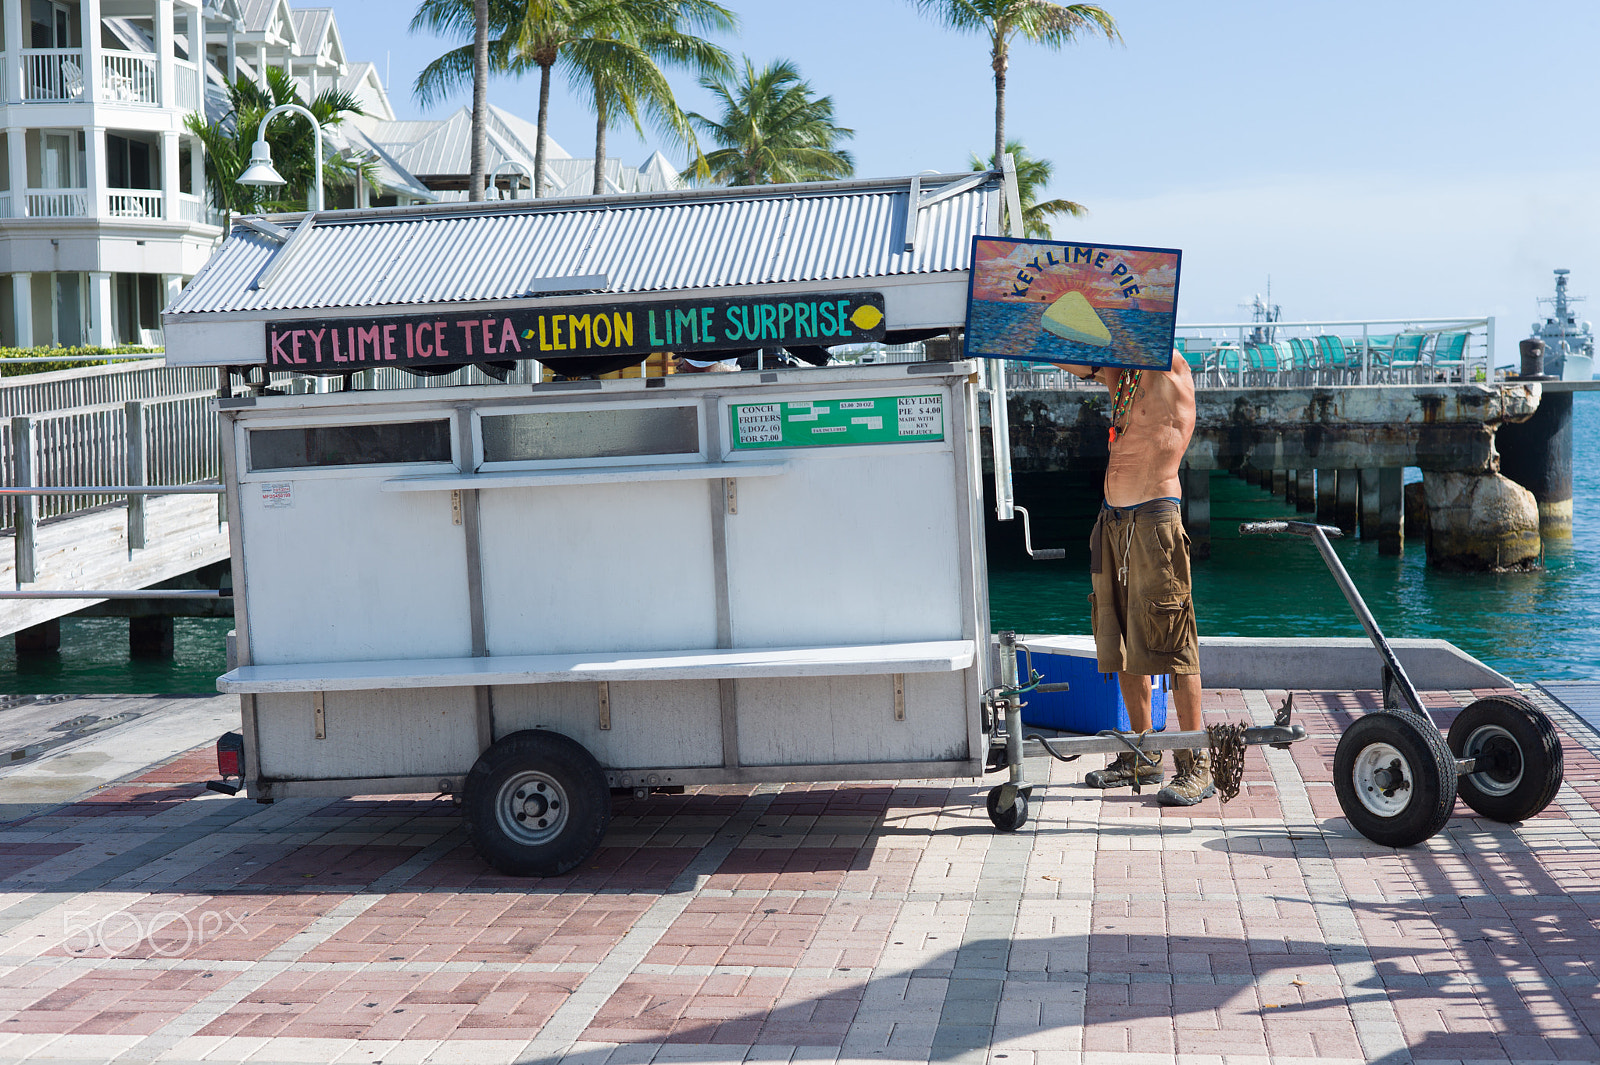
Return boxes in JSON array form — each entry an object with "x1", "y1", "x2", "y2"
[
  {"x1": 819, "y1": 301, "x2": 837, "y2": 337},
  {"x1": 760, "y1": 304, "x2": 779, "y2": 340},
  {"x1": 675, "y1": 307, "x2": 698, "y2": 345},
  {"x1": 724, "y1": 305, "x2": 745, "y2": 342},
  {"x1": 836, "y1": 299, "x2": 853, "y2": 338},
  {"x1": 701, "y1": 305, "x2": 715, "y2": 345},
  {"x1": 777, "y1": 303, "x2": 794, "y2": 338},
  {"x1": 648, "y1": 309, "x2": 664, "y2": 347}
]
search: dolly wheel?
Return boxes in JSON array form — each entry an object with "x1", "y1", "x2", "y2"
[
  {"x1": 1334, "y1": 710, "x2": 1456, "y2": 848},
  {"x1": 463, "y1": 730, "x2": 611, "y2": 877},
  {"x1": 986, "y1": 785, "x2": 1029, "y2": 832},
  {"x1": 1448, "y1": 695, "x2": 1564, "y2": 823}
]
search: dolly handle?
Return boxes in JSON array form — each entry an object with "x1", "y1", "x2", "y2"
[
  {"x1": 1033, "y1": 682, "x2": 1072, "y2": 693},
  {"x1": 1239, "y1": 520, "x2": 1344, "y2": 539}
]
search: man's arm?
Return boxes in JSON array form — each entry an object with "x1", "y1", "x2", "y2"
[{"x1": 1053, "y1": 362, "x2": 1117, "y2": 386}]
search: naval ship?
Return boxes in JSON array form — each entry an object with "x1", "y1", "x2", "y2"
[{"x1": 1532, "y1": 268, "x2": 1596, "y2": 381}]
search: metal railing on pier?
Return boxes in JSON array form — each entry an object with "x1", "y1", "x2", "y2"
[{"x1": 989, "y1": 316, "x2": 1496, "y2": 391}]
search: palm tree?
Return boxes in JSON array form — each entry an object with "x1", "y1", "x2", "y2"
[
  {"x1": 184, "y1": 68, "x2": 370, "y2": 225},
  {"x1": 576, "y1": 1, "x2": 735, "y2": 195},
  {"x1": 688, "y1": 58, "x2": 854, "y2": 186},
  {"x1": 971, "y1": 139, "x2": 1083, "y2": 237},
  {"x1": 413, "y1": 0, "x2": 734, "y2": 199},
  {"x1": 914, "y1": 1, "x2": 1119, "y2": 185},
  {"x1": 470, "y1": 0, "x2": 489, "y2": 201}
]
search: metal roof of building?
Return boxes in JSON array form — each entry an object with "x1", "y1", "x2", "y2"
[{"x1": 166, "y1": 173, "x2": 1000, "y2": 317}]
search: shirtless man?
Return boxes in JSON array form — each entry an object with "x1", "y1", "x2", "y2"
[{"x1": 1053, "y1": 350, "x2": 1212, "y2": 806}]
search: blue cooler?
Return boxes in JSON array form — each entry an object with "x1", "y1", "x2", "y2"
[{"x1": 1015, "y1": 635, "x2": 1169, "y2": 734}]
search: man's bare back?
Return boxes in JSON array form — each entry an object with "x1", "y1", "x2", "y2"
[{"x1": 1055, "y1": 353, "x2": 1196, "y2": 505}]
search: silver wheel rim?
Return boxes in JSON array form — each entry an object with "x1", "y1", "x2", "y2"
[
  {"x1": 1353, "y1": 742, "x2": 1414, "y2": 817},
  {"x1": 1463, "y1": 724, "x2": 1522, "y2": 797},
  {"x1": 494, "y1": 770, "x2": 569, "y2": 847}
]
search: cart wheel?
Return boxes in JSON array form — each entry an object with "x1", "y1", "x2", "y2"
[
  {"x1": 986, "y1": 785, "x2": 1029, "y2": 832},
  {"x1": 1333, "y1": 710, "x2": 1456, "y2": 848},
  {"x1": 463, "y1": 730, "x2": 610, "y2": 877},
  {"x1": 1447, "y1": 695, "x2": 1563, "y2": 823}
]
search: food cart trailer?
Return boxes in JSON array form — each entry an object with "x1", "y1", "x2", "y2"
[
  {"x1": 166, "y1": 172, "x2": 1550, "y2": 875},
  {"x1": 163, "y1": 173, "x2": 1031, "y2": 875}
]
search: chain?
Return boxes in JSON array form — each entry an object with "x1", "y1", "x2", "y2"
[{"x1": 1206, "y1": 722, "x2": 1248, "y2": 803}]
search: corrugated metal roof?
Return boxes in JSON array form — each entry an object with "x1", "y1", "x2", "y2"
[{"x1": 166, "y1": 174, "x2": 999, "y2": 317}]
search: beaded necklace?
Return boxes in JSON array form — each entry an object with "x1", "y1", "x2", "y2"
[{"x1": 1108, "y1": 369, "x2": 1143, "y2": 444}]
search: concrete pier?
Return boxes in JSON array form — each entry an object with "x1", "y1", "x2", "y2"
[{"x1": 1296, "y1": 469, "x2": 1316, "y2": 512}]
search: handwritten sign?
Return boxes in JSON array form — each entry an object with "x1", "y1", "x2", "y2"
[
  {"x1": 730, "y1": 395, "x2": 944, "y2": 450},
  {"x1": 262, "y1": 291, "x2": 888, "y2": 372}
]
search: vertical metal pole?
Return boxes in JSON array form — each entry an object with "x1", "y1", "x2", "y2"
[
  {"x1": 1484, "y1": 317, "x2": 1495, "y2": 383},
  {"x1": 12, "y1": 416, "x2": 35, "y2": 584},
  {"x1": 125, "y1": 400, "x2": 146, "y2": 550},
  {"x1": 999, "y1": 631, "x2": 1024, "y2": 787},
  {"x1": 1361, "y1": 323, "x2": 1369, "y2": 386}
]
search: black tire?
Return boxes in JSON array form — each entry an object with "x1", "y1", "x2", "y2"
[
  {"x1": 1448, "y1": 695, "x2": 1564, "y2": 823},
  {"x1": 986, "y1": 785, "x2": 1029, "y2": 832},
  {"x1": 1333, "y1": 710, "x2": 1456, "y2": 848},
  {"x1": 463, "y1": 730, "x2": 611, "y2": 877}
]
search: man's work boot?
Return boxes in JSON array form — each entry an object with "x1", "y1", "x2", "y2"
[
  {"x1": 1157, "y1": 748, "x2": 1216, "y2": 806},
  {"x1": 1084, "y1": 750, "x2": 1163, "y2": 789}
]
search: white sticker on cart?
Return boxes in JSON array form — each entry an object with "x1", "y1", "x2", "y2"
[
  {"x1": 897, "y1": 396, "x2": 943, "y2": 437},
  {"x1": 851, "y1": 416, "x2": 884, "y2": 430},
  {"x1": 786, "y1": 401, "x2": 829, "y2": 423},
  {"x1": 260, "y1": 482, "x2": 293, "y2": 509},
  {"x1": 734, "y1": 403, "x2": 783, "y2": 445}
]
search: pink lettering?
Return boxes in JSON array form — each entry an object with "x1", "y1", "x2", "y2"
[
  {"x1": 416, "y1": 322, "x2": 432, "y2": 358},
  {"x1": 269, "y1": 330, "x2": 291, "y2": 365},
  {"x1": 500, "y1": 318, "x2": 522, "y2": 353},
  {"x1": 356, "y1": 325, "x2": 381, "y2": 361},
  {"x1": 481, "y1": 319, "x2": 498, "y2": 355},
  {"x1": 307, "y1": 328, "x2": 326, "y2": 363},
  {"x1": 290, "y1": 330, "x2": 305, "y2": 364},
  {"x1": 456, "y1": 320, "x2": 479, "y2": 356},
  {"x1": 434, "y1": 321, "x2": 449, "y2": 356},
  {"x1": 383, "y1": 324, "x2": 398, "y2": 360}
]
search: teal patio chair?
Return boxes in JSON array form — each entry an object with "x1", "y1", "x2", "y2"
[
  {"x1": 1429, "y1": 332, "x2": 1469, "y2": 381},
  {"x1": 1316, "y1": 336, "x2": 1350, "y2": 384},
  {"x1": 1388, "y1": 333, "x2": 1426, "y2": 383}
]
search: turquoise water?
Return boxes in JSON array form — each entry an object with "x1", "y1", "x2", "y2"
[{"x1": 3, "y1": 394, "x2": 1595, "y2": 693}]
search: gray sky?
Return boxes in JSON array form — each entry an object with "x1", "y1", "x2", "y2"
[{"x1": 325, "y1": 0, "x2": 1600, "y2": 358}]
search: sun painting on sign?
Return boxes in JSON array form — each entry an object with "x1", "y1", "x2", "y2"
[{"x1": 964, "y1": 237, "x2": 1182, "y2": 371}]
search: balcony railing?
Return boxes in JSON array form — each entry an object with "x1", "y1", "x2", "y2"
[
  {"x1": 22, "y1": 49, "x2": 86, "y2": 102},
  {"x1": 175, "y1": 192, "x2": 223, "y2": 226},
  {"x1": 0, "y1": 193, "x2": 11, "y2": 219},
  {"x1": 107, "y1": 190, "x2": 163, "y2": 219},
  {"x1": 100, "y1": 51, "x2": 158, "y2": 105},
  {"x1": 173, "y1": 59, "x2": 200, "y2": 112},
  {"x1": 26, "y1": 189, "x2": 90, "y2": 217}
]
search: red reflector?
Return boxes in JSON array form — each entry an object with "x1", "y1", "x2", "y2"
[{"x1": 216, "y1": 732, "x2": 244, "y2": 777}]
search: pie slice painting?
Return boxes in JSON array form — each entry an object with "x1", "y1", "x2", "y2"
[{"x1": 963, "y1": 237, "x2": 1182, "y2": 371}]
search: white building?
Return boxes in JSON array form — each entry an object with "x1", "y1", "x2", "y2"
[{"x1": 0, "y1": 0, "x2": 681, "y2": 348}]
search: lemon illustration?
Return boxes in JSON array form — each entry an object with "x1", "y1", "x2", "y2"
[{"x1": 849, "y1": 304, "x2": 884, "y2": 331}]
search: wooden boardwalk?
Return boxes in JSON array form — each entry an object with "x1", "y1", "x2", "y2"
[{"x1": 0, "y1": 494, "x2": 230, "y2": 638}]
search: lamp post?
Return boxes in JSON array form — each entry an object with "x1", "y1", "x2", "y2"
[
  {"x1": 489, "y1": 160, "x2": 532, "y2": 200},
  {"x1": 236, "y1": 102, "x2": 323, "y2": 212}
]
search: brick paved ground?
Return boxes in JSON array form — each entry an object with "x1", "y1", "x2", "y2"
[{"x1": 0, "y1": 687, "x2": 1596, "y2": 1064}]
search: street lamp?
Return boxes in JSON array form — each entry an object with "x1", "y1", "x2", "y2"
[
  {"x1": 236, "y1": 102, "x2": 323, "y2": 212},
  {"x1": 489, "y1": 160, "x2": 533, "y2": 200}
]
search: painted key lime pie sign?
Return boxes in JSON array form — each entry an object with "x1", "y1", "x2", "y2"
[
  {"x1": 730, "y1": 395, "x2": 945, "y2": 449},
  {"x1": 963, "y1": 236, "x2": 1182, "y2": 371}
]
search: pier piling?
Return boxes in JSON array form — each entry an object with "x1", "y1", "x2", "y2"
[
  {"x1": 129, "y1": 616, "x2": 175, "y2": 659},
  {"x1": 1378, "y1": 467, "x2": 1405, "y2": 555},
  {"x1": 1335, "y1": 470, "x2": 1359, "y2": 533},
  {"x1": 1316, "y1": 469, "x2": 1337, "y2": 525},
  {"x1": 1296, "y1": 470, "x2": 1316, "y2": 513},
  {"x1": 1181, "y1": 468, "x2": 1211, "y2": 560},
  {"x1": 1498, "y1": 390, "x2": 1573, "y2": 538},
  {"x1": 14, "y1": 618, "x2": 59, "y2": 657},
  {"x1": 1359, "y1": 469, "x2": 1381, "y2": 540},
  {"x1": 1271, "y1": 469, "x2": 1287, "y2": 497}
]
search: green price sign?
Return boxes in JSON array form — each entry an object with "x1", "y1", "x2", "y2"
[{"x1": 729, "y1": 394, "x2": 945, "y2": 450}]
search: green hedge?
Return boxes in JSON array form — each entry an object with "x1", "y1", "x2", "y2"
[{"x1": 0, "y1": 345, "x2": 161, "y2": 378}]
